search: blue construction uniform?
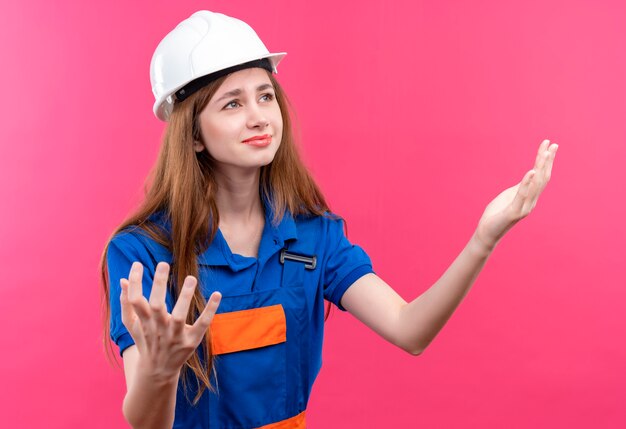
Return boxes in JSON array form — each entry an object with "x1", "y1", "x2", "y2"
[{"x1": 107, "y1": 205, "x2": 373, "y2": 428}]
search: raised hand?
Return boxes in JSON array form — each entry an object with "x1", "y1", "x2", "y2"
[
  {"x1": 120, "y1": 261, "x2": 221, "y2": 381},
  {"x1": 474, "y1": 139, "x2": 558, "y2": 251}
]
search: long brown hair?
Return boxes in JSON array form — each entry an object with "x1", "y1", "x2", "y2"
[{"x1": 100, "y1": 71, "x2": 330, "y2": 403}]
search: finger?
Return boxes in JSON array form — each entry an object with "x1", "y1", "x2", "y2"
[
  {"x1": 532, "y1": 139, "x2": 550, "y2": 170},
  {"x1": 510, "y1": 170, "x2": 535, "y2": 215},
  {"x1": 532, "y1": 141, "x2": 557, "y2": 193},
  {"x1": 120, "y1": 279, "x2": 136, "y2": 327},
  {"x1": 149, "y1": 262, "x2": 170, "y2": 325},
  {"x1": 533, "y1": 139, "x2": 550, "y2": 172},
  {"x1": 127, "y1": 262, "x2": 151, "y2": 321},
  {"x1": 190, "y1": 291, "x2": 222, "y2": 340},
  {"x1": 542, "y1": 143, "x2": 558, "y2": 182},
  {"x1": 532, "y1": 152, "x2": 548, "y2": 191},
  {"x1": 527, "y1": 144, "x2": 558, "y2": 208},
  {"x1": 170, "y1": 275, "x2": 198, "y2": 334},
  {"x1": 120, "y1": 279, "x2": 145, "y2": 345}
]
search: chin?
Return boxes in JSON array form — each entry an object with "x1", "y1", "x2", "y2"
[
  {"x1": 256, "y1": 157, "x2": 276, "y2": 169},
  {"x1": 233, "y1": 156, "x2": 276, "y2": 171},
  {"x1": 253, "y1": 151, "x2": 278, "y2": 167}
]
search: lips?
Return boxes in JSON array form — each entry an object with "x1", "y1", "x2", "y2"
[{"x1": 242, "y1": 134, "x2": 272, "y2": 147}]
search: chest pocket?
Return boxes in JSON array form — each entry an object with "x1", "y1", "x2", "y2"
[
  {"x1": 207, "y1": 257, "x2": 310, "y2": 429},
  {"x1": 211, "y1": 305, "x2": 287, "y2": 355}
]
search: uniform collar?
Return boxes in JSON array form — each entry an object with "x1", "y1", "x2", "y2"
[{"x1": 197, "y1": 200, "x2": 298, "y2": 269}]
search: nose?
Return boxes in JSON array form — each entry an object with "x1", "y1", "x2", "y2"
[{"x1": 246, "y1": 104, "x2": 269, "y2": 129}]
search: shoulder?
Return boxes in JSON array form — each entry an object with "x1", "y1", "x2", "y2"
[
  {"x1": 291, "y1": 212, "x2": 345, "y2": 240},
  {"x1": 108, "y1": 212, "x2": 173, "y2": 265},
  {"x1": 288, "y1": 212, "x2": 349, "y2": 257},
  {"x1": 293, "y1": 211, "x2": 344, "y2": 231}
]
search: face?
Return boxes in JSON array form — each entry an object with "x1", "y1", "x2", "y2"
[{"x1": 194, "y1": 68, "x2": 283, "y2": 174}]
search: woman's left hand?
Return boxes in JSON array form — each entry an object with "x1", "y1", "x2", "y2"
[{"x1": 474, "y1": 139, "x2": 559, "y2": 251}]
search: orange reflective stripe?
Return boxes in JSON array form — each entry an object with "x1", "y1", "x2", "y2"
[
  {"x1": 256, "y1": 411, "x2": 306, "y2": 429},
  {"x1": 210, "y1": 304, "x2": 286, "y2": 355}
]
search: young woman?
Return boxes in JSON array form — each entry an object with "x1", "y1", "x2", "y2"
[{"x1": 101, "y1": 10, "x2": 558, "y2": 429}]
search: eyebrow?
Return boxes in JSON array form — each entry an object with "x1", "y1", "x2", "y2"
[{"x1": 215, "y1": 83, "x2": 275, "y2": 103}]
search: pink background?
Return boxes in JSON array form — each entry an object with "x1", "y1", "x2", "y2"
[{"x1": 1, "y1": 0, "x2": 624, "y2": 427}]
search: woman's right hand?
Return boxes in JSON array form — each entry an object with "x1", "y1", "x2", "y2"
[{"x1": 120, "y1": 261, "x2": 222, "y2": 383}]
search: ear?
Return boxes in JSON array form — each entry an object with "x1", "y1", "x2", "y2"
[{"x1": 193, "y1": 140, "x2": 205, "y2": 153}]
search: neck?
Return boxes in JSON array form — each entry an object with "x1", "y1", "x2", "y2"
[{"x1": 214, "y1": 167, "x2": 264, "y2": 224}]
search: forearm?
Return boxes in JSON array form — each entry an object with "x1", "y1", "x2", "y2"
[
  {"x1": 343, "y1": 142, "x2": 557, "y2": 355},
  {"x1": 122, "y1": 368, "x2": 179, "y2": 429},
  {"x1": 398, "y1": 231, "x2": 494, "y2": 354}
]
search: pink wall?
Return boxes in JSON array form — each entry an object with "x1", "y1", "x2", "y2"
[{"x1": 1, "y1": 0, "x2": 624, "y2": 427}]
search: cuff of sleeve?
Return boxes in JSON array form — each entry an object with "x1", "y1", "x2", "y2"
[
  {"x1": 114, "y1": 332, "x2": 136, "y2": 357},
  {"x1": 330, "y1": 265, "x2": 374, "y2": 311}
]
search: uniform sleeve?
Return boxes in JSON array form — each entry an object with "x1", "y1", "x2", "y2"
[
  {"x1": 106, "y1": 231, "x2": 173, "y2": 356},
  {"x1": 322, "y1": 217, "x2": 374, "y2": 311}
]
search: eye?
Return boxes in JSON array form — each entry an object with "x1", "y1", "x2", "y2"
[
  {"x1": 223, "y1": 100, "x2": 241, "y2": 110},
  {"x1": 259, "y1": 93, "x2": 275, "y2": 103}
]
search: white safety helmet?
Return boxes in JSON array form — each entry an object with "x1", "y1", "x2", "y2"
[{"x1": 150, "y1": 11, "x2": 286, "y2": 121}]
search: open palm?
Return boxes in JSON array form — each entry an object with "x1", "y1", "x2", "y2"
[{"x1": 475, "y1": 140, "x2": 558, "y2": 250}]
